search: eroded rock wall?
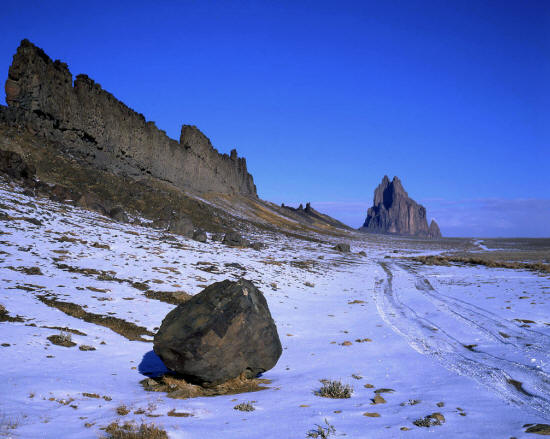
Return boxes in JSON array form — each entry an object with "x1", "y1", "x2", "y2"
[{"x1": 3, "y1": 39, "x2": 256, "y2": 196}]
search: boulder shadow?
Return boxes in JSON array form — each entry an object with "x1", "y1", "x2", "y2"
[{"x1": 139, "y1": 350, "x2": 169, "y2": 378}]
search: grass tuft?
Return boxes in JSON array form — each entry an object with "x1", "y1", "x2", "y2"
[
  {"x1": 316, "y1": 380, "x2": 353, "y2": 399},
  {"x1": 102, "y1": 421, "x2": 168, "y2": 439},
  {"x1": 233, "y1": 402, "x2": 255, "y2": 412},
  {"x1": 306, "y1": 419, "x2": 336, "y2": 438}
]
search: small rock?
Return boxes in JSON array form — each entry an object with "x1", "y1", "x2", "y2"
[
  {"x1": 333, "y1": 243, "x2": 351, "y2": 252},
  {"x1": 250, "y1": 242, "x2": 266, "y2": 251},
  {"x1": 211, "y1": 233, "x2": 224, "y2": 242},
  {"x1": 192, "y1": 229, "x2": 207, "y2": 243},
  {"x1": 222, "y1": 232, "x2": 249, "y2": 247},
  {"x1": 109, "y1": 206, "x2": 129, "y2": 223},
  {"x1": 363, "y1": 412, "x2": 380, "y2": 417},
  {"x1": 304, "y1": 282, "x2": 315, "y2": 288}
]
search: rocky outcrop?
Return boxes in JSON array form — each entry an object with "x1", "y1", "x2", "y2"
[
  {"x1": 280, "y1": 202, "x2": 352, "y2": 230},
  {"x1": 2, "y1": 39, "x2": 256, "y2": 197},
  {"x1": 428, "y1": 219, "x2": 441, "y2": 239},
  {"x1": 153, "y1": 279, "x2": 282, "y2": 385},
  {"x1": 360, "y1": 176, "x2": 441, "y2": 238}
]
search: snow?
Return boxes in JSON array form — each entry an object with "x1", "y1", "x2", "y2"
[{"x1": 1, "y1": 181, "x2": 549, "y2": 438}]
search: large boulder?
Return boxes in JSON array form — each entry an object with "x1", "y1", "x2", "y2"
[{"x1": 153, "y1": 279, "x2": 282, "y2": 386}]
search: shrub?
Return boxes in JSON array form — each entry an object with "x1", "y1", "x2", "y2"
[
  {"x1": 102, "y1": 421, "x2": 168, "y2": 439},
  {"x1": 233, "y1": 402, "x2": 255, "y2": 412},
  {"x1": 306, "y1": 419, "x2": 336, "y2": 438},
  {"x1": 316, "y1": 380, "x2": 353, "y2": 399}
]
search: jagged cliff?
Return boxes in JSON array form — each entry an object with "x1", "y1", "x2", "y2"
[
  {"x1": 1, "y1": 39, "x2": 256, "y2": 196},
  {"x1": 360, "y1": 176, "x2": 441, "y2": 238}
]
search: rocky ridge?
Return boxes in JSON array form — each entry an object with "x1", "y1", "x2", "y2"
[
  {"x1": 360, "y1": 176, "x2": 441, "y2": 238},
  {"x1": 1, "y1": 39, "x2": 256, "y2": 197}
]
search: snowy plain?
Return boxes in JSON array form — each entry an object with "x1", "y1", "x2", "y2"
[{"x1": 1, "y1": 182, "x2": 549, "y2": 438}]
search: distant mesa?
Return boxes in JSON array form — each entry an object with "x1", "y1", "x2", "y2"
[{"x1": 359, "y1": 176, "x2": 441, "y2": 238}]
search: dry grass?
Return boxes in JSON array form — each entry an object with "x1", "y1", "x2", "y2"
[
  {"x1": 37, "y1": 295, "x2": 153, "y2": 341},
  {"x1": 141, "y1": 372, "x2": 271, "y2": 399},
  {"x1": 101, "y1": 421, "x2": 168, "y2": 439},
  {"x1": 316, "y1": 380, "x2": 353, "y2": 399},
  {"x1": 306, "y1": 419, "x2": 336, "y2": 438},
  {"x1": 116, "y1": 405, "x2": 130, "y2": 416},
  {"x1": 410, "y1": 255, "x2": 550, "y2": 274},
  {"x1": 144, "y1": 290, "x2": 192, "y2": 305},
  {"x1": 47, "y1": 332, "x2": 76, "y2": 347},
  {"x1": 233, "y1": 402, "x2": 255, "y2": 412},
  {"x1": 0, "y1": 303, "x2": 24, "y2": 323}
]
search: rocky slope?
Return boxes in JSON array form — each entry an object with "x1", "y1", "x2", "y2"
[
  {"x1": 0, "y1": 39, "x2": 350, "y2": 238},
  {"x1": 360, "y1": 176, "x2": 441, "y2": 238},
  {"x1": 2, "y1": 39, "x2": 256, "y2": 197}
]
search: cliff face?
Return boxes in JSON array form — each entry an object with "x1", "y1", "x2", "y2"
[
  {"x1": 2, "y1": 39, "x2": 256, "y2": 197},
  {"x1": 360, "y1": 176, "x2": 441, "y2": 238}
]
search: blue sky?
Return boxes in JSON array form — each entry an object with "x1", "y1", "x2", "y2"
[{"x1": 2, "y1": 0, "x2": 549, "y2": 236}]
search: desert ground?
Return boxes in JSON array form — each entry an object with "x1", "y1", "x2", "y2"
[{"x1": 1, "y1": 180, "x2": 549, "y2": 438}]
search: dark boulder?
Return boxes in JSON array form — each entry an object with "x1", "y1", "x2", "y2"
[
  {"x1": 222, "y1": 231, "x2": 249, "y2": 247},
  {"x1": 109, "y1": 206, "x2": 129, "y2": 223},
  {"x1": 250, "y1": 242, "x2": 266, "y2": 251},
  {"x1": 153, "y1": 279, "x2": 282, "y2": 385},
  {"x1": 76, "y1": 192, "x2": 107, "y2": 215},
  {"x1": 0, "y1": 150, "x2": 35, "y2": 180},
  {"x1": 211, "y1": 233, "x2": 224, "y2": 242},
  {"x1": 192, "y1": 229, "x2": 207, "y2": 243},
  {"x1": 334, "y1": 243, "x2": 351, "y2": 252},
  {"x1": 168, "y1": 217, "x2": 194, "y2": 237}
]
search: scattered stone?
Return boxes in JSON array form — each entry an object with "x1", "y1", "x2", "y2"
[
  {"x1": 192, "y1": 229, "x2": 207, "y2": 243},
  {"x1": 250, "y1": 242, "x2": 266, "y2": 251},
  {"x1": 333, "y1": 243, "x2": 350, "y2": 253},
  {"x1": 363, "y1": 412, "x2": 380, "y2": 418},
  {"x1": 153, "y1": 279, "x2": 282, "y2": 385},
  {"x1": 0, "y1": 149, "x2": 36, "y2": 181},
  {"x1": 413, "y1": 413, "x2": 445, "y2": 427},
  {"x1": 211, "y1": 233, "x2": 224, "y2": 242},
  {"x1": 371, "y1": 394, "x2": 386, "y2": 405},
  {"x1": 47, "y1": 334, "x2": 76, "y2": 347},
  {"x1": 109, "y1": 206, "x2": 129, "y2": 223},
  {"x1": 222, "y1": 232, "x2": 249, "y2": 247},
  {"x1": 79, "y1": 345, "x2": 96, "y2": 351},
  {"x1": 358, "y1": 251, "x2": 366, "y2": 256},
  {"x1": 169, "y1": 217, "x2": 194, "y2": 237},
  {"x1": 304, "y1": 282, "x2": 315, "y2": 287}
]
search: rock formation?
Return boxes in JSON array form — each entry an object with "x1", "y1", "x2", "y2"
[
  {"x1": 360, "y1": 176, "x2": 441, "y2": 238},
  {"x1": 1, "y1": 39, "x2": 256, "y2": 197},
  {"x1": 153, "y1": 279, "x2": 282, "y2": 386},
  {"x1": 428, "y1": 219, "x2": 441, "y2": 239}
]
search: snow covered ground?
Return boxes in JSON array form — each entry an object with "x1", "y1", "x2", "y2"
[{"x1": 1, "y1": 181, "x2": 549, "y2": 438}]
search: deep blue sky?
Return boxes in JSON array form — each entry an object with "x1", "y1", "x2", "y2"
[{"x1": 2, "y1": 1, "x2": 549, "y2": 236}]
